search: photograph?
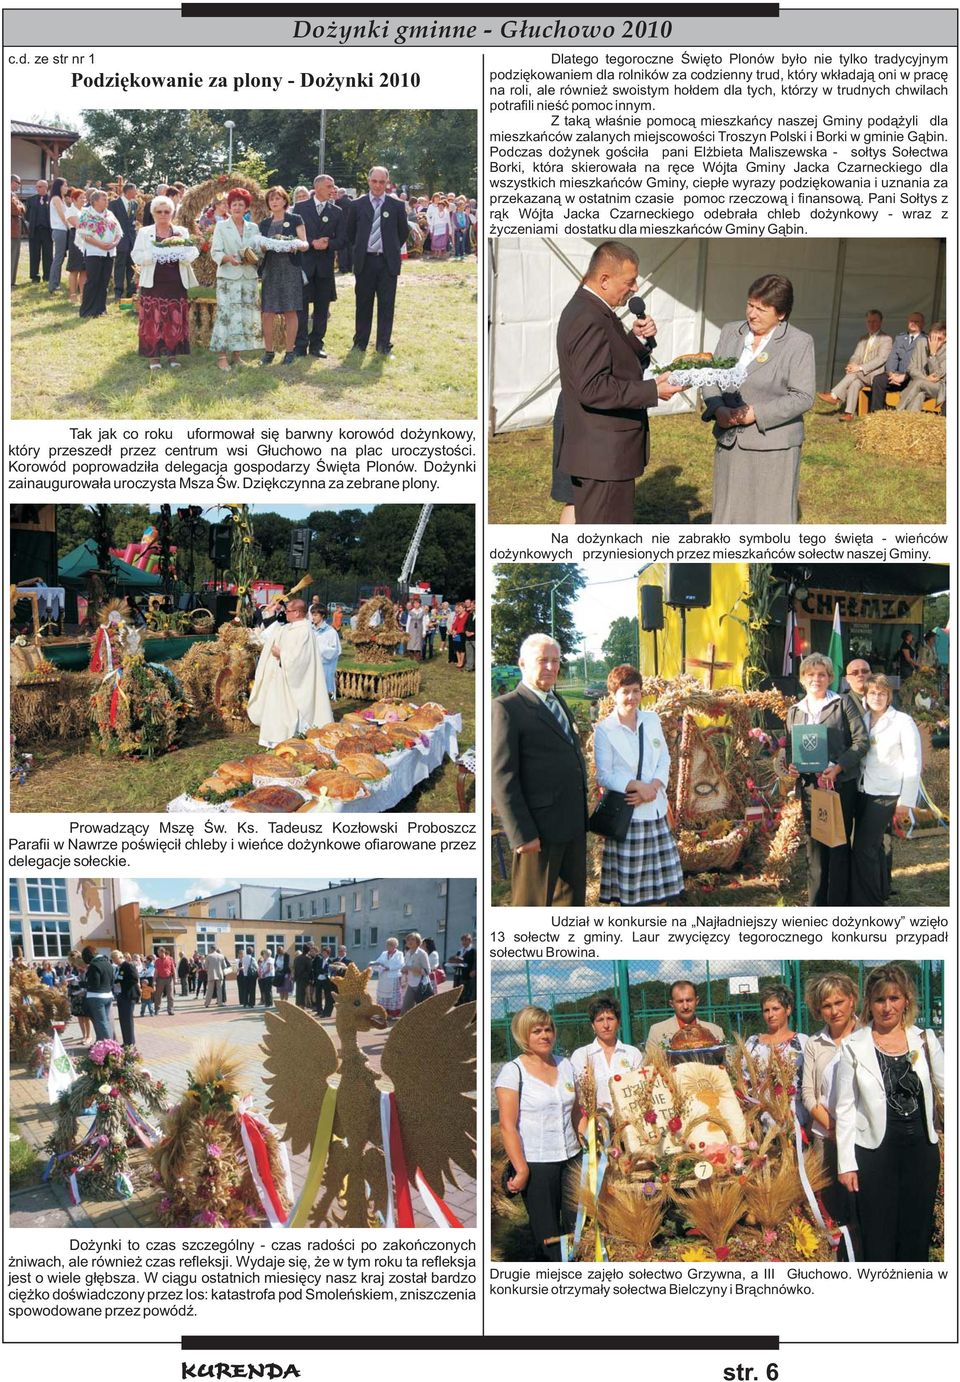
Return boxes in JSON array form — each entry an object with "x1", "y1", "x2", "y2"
[
  {"x1": 10, "y1": 109, "x2": 477, "y2": 418},
  {"x1": 490, "y1": 957, "x2": 944, "y2": 1264},
  {"x1": 10, "y1": 502, "x2": 476, "y2": 813},
  {"x1": 10, "y1": 876, "x2": 477, "y2": 1229},
  {"x1": 488, "y1": 236, "x2": 946, "y2": 523},
  {"x1": 491, "y1": 559, "x2": 949, "y2": 906}
]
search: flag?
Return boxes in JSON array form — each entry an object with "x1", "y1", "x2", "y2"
[
  {"x1": 828, "y1": 604, "x2": 843, "y2": 690},
  {"x1": 782, "y1": 608, "x2": 798, "y2": 676},
  {"x1": 48, "y1": 1030, "x2": 77, "y2": 1103}
]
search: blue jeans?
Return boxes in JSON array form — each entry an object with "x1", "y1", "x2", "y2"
[
  {"x1": 48, "y1": 228, "x2": 68, "y2": 292},
  {"x1": 87, "y1": 996, "x2": 114, "y2": 1041}
]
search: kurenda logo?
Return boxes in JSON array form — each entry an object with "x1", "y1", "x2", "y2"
[{"x1": 182, "y1": 1369, "x2": 301, "y2": 1379}]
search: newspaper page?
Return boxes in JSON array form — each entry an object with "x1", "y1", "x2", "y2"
[{"x1": 2, "y1": 0, "x2": 957, "y2": 1375}]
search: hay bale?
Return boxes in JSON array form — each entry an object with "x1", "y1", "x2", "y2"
[
  {"x1": 854, "y1": 411, "x2": 945, "y2": 464},
  {"x1": 11, "y1": 673, "x2": 97, "y2": 744}
]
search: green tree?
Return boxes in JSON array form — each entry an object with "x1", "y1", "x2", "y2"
[
  {"x1": 230, "y1": 148, "x2": 278, "y2": 188},
  {"x1": 602, "y1": 615, "x2": 640, "y2": 670},
  {"x1": 57, "y1": 137, "x2": 111, "y2": 188},
  {"x1": 80, "y1": 109, "x2": 226, "y2": 187},
  {"x1": 491, "y1": 563, "x2": 585, "y2": 665}
]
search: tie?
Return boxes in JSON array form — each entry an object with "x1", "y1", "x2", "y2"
[
  {"x1": 368, "y1": 197, "x2": 383, "y2": 253},
  {"x1": 545, "y1": 692, "x2": 572, "y2": 740}
]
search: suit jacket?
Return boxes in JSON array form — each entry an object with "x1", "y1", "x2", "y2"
[
  {"x1": 295, "y1": 200, "x2": 342, "y2": 278},
  {"x1": 204, "y1": 951, "x2": 232, "y2": 983},
  {"x1": 847, "y1": 331, "x2": 893, "y2": 380},
  {"x1": 885, "y1": 329, "x2": 926, "y2": 374},
  {"x1": 345, "y1": 193, "x2": 408, "y2": 277},
  {"x1": 108, "y1": 197, "x2": 139, "y2": 253},
  {"x1": 491, "y1": 682, "x2": 589, "y2": 849},
  {"x1": 702, "y1": 319, "x2": 816, "y2": 452},
  {"x1": 785, "y1": 693, "x2": 868, "y2": 785},
  {"x1": 907, "y1": 336, "x2": 946, "y2": 382},
  {"x1": 26, "y1": 193, "x2": 50, "y2": 233},
  {"x1": 835, "y1": 1024, "x2": 943, "y2": 1173},
  {"x1": 555, "y1": 286, "x2": 658, "y2": 481}
]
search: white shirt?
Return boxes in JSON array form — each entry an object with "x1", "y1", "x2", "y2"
[
  {"x1": 570, "y1": 1038, "x2": 643, "y2": 1111},
  {"x1": 795, "y1": 689, "x2": 838, "y2": 725},
  {"x1": 861, "y1": 706, "x2": 922, "y2": 805},
  {"x1": 495, "y1": 1056, "x2": 579, "y2": 1162},
  {"x1": 736, "y1": 328, "x2": 774, "y2": 371},
  {"x1": 593, "y1": 709, "x2": 670, "y2": 821}
]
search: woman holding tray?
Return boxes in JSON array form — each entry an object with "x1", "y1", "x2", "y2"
[
  {"x1": 785, "y1": 652, "x2": 868, "y2": 906},
  {"x1": 257, "y1": 185, "x2": 308, "y2": 366},
  {"x1": 131, "y1": 194, "x2": 199, "y2": 370},
  {"x1": 210, "y1": 186, "x2": 263, "y2": 370},
  {"x1": 850, "y1": 674, "x2": 922, "y2": 905},
  {"x1": 836, "y1": 964, "x2": 943, "y2": 1261},
  {"x1": 494, "y1": 1006, "x2": 580, "y2": 1262},
  {"x1": 701, "y1": 273, "x2": 816, "y2": 523}
]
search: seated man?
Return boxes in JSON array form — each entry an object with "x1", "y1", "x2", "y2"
[
  {"x1": 868, "y1": 312, "x2": 926, "y2": 411},
  {"x1": 817, "y1": 309, "x2": 892, "y2": 419},
  {"x1": 645, "y1": 980, "x2": 725, "y2": 1059},
  {"x1": 897, "y1": 322, "x2": 946, "y2": 412}
]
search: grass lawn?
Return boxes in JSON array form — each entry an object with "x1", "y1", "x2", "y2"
[
  {"x1": 10, "y1": 257, "x2": 476, "y2": 420},
  {"x1": 488, "y1": 410, "x2": 945, "y2": 525},
  {"x1": 491, "y1": 827, "x2": 948, "y2": 907},
  {"x1": 9, "y1": 1118, "x2": 39, "y2": 1188},
  {"x1": 13, "y1": 654, "x2": 475, "y2": 814}
]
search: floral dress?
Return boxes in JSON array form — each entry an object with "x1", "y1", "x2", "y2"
[
  {"x1": 210, "y1": 216, "x2": 262, "y2": 353},
  {"x1": 139, "y1": 228, "x2": 191, "y2": 357}
]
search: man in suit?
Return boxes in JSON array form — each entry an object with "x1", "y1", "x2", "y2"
[
  {"x1": 555, "y1": 240, "x2": 687, "y2": 524},
  {"x1": 295, "y1": 173, "x2": 342, "y2": 358},
  {"x1": 344, "y1": 166, "x2": 408, "y2": 357},
  {"x1": 818, "y1": 309, "x2": 893, "y2": 419},
  {"x1": 491, "y1": 632, "x2": 589, "y2": 906},
  {"x1": 26, "y1": 178, "x2": 52, "y2": 282},
  {"x1": 203, "y1": 945, "x2": 232, "y2": 1008},
  {"x1": 645, "y1": 982, "x2": 725, "y2": 1059},
  {"x1": 868, "y1": 311, "x2": 925, "y2": 411},
  {"x1": 897, "y1": 322, "x2": 946, "y2": 411},
  {"x1": 293, "y1": 946, "x2": 314, "y2": 1007},
  {"x1": 312, "y1": 946, "x2": 335, "y2": 1017},
  {"x1": 334, "y1": 185, "x2": 353, "y2": 274},
  {"x1": 108, "y1": 181, "x2": 139, "y2": 301},
  {"x1": 237, "y1": 948, "x2": 258, "y2": 1007}
]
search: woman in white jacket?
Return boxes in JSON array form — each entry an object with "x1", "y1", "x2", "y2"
[
  {"x1": 836, "y1": 963, "x2": 943, "y2": 1261},
  {"x1": 850, "y1": 674, "x2": 923, "y2": 904},
  {"x1": 593, "y1": 664, "x2": 683, "y2": 904},
  {"x1": 131, "y1": 195, "x2": 199, "y2": 370}
]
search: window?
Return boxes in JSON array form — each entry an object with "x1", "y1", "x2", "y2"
[
  {"x1": 369, "y1": 926, "x2": 378, "y2": 945},
  {"x1": 286, "y1": 904, "x2": 293, "y2": 919},
  {"x1": 30, "y1": 917, "x2": 72, "y2": 958},
  {"x1": 370, "y1": 889, "x2": 379, "y2": 909},
  {"x1": 152, "y1": 935, "x2": 177, "y2": 954},
  {"x1": 323, "y1": 897, "x2": 330, "y2": 915},
  {"x1": 266, "y1": 934, "x2": 286, "y2": 957},
  {"x1": 339, "y1": 895, "x2": 346, "y2": 914},
  {"x1": 227, "y1": 903, "x2": 237, "y2": 920},
  {"x1": 10, "y1": 916, "x2": 25, "y2": 957},
  {"x1": 194, "y1": 929, "x2": 219, "y2": 956},
  {"x1": 208, "y1": 904, "x2": 216, "y2": 918},
  {"x1": 234, "y1": 933, "x2": 255, "y2": 958},
  {"x1": 10, "y1": 879, "x2": 21, "y2": 912},
  {"x1": 26, "y1": 878, "x2": 68, "y2": 914},
  {"x1": 295, "y1": 934, "x2": 313, "y2": 950},
  {"x1": 310, "y1": 900, "x2": 317, "y2": 917},
  {"x1": 320, "y1": 934, "x2": 339, "y2": 949},
  {"x1": 298, "y1": 902, "x2": 304, "y2": 919},
  {"x1": 354, "y1": 892, "x2": 362, "y2": 912},
  {"x1": 403, "y1": 903, "x2": 413, "y2": 916},
  {"x1": 438, "y1": 881, "x2": 448, "y2": 896},
  {"x1": 353, "y1": 928, "x2": 362, "y2": 947}
]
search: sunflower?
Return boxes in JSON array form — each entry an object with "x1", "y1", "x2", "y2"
[
  {"x1": 680, "y1": 1245, "x2": 715, "y2": 1263},
  {"x1": 787, "y1": 1215, "x2": 819, "y2": 1259}
]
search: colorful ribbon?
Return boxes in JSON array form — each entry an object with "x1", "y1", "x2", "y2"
[
  {"x1": 286, "y1": 1081, "x2": 338, "y2": 1228},
  {"x1": 380, "y1": 1090, "x2": 463, "y2": 1229},
  {"x1": 238, "y1": 1105, "x2": 290, "y2": 1228}
]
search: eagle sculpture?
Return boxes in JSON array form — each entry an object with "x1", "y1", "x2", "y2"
[{"x1": 262, "y1": 963, "x2": 476, "y2": 1227}]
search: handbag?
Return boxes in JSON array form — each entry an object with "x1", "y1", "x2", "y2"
[
  {"x1": 809, "y1": 784, "x2": 848, "y2": 847},
  {"x1": 501, "y1": 1061, "x2": 524, "y2": 1197},
  {"x1": 589, "y1": 722, "x2": 644, "y2": 841},
  {"x1": 69, "y1": 988, "x2": 88, "y2": 1018}
]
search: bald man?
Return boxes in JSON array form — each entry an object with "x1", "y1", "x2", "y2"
[{"x1": 344, "y1": 166, "x2": 409, "y2": 357}]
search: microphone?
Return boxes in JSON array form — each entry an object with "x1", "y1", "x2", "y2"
[{"x1": 628, "y1": 296, "x2": 656, "y2": 350}]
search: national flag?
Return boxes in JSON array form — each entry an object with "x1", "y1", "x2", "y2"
[{"x1": 828, "y1": 604, "x2": 843, "y2": 690}]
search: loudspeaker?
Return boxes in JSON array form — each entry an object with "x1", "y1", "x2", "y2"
[
  {"x1": 664, "y1": 563, "x2": 712, "y2": 609},
  {"x1": 208, "y1": 523, "x2": 232, "y2": 566},
  {"x1": 202, "y1": 593, "x2": 236, "y2": 626},
  {"x1": 640, "y1": 585, "x2": 664, "y2": 632},
  {"x1": 289, "y1": 527, "x2": 311, "y2": 570}
]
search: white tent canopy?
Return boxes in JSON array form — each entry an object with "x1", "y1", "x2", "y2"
[{"x1": 489, "y1": 237, "x2": 946, "y2": 434}]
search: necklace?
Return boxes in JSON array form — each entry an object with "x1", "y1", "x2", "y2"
[{"x1": 872, "y1": 1026, "x2": 908, "y2": 1055}]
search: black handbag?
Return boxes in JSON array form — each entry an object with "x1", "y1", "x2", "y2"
[
  {"x1": 589, "y1": 722, "x2": 644, "y2": 841},
  {"x1": 501, "y1": 1061, "x2": 524, "y2": 1197}
]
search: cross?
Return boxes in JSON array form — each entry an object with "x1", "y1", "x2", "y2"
[{"x1": 686, "y1": 643, "x2": 734, "y2": 689}]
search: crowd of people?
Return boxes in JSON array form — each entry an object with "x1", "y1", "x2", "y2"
[
  {"x1": 819, "y1": 309, "x2": 948, "y2": 416},
  {"x1": 492, "y1": 635, "x2": 928, "y2": 908},
  {"x1": 33, "y1": 929, "x2": 476, "y2": 1050},
  {"x1": 393, "y1": 595, "x2": 476, "y2": 668},
  {"x1": 495, "y1": 966, "x2": 943, "y2": 1263},
  {"x1": 11, "y1": 168, "x2": 477, "y2": 369}
]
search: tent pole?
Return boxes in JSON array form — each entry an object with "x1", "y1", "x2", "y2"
[
  {"x1": 932, "y1": 237, "x2": 946, "y2": 323},
  {"x1": 695, "y1": 240, "x2": 709, "y2": 353},
  {"x1": 825, "y1": 239, "x2": 847, "y2": 390}
]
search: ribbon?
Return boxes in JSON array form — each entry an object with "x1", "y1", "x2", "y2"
[
  {"x1": 123, "y1": 1100, "x2": 159, "y2": 1148},
  {"x1": 115, "y1": 1172, "x2": 134, "y2": 1199},
  {"x1": 413, "y1": 1168, "x2": 463, "y2": 1228},
  {"x1": 379, "y1": 1092, "x2": 396, "y2": 1228},
  {"x1": 794, "y1": 1114, "x2": 855, "y2": 1263},
  {"x1": 239, "y1": 1110, "x2": 287, "y2": 1227},
  {"x1": 286, "y1": 1081, "x2": 338, "y2": 1228},
  {"x1": 380, "y1": 1091, "x2": 463, "y2": 1229},
  {"x1": 572, "y1": 1117, "x2": 608, "y2": 1262}
]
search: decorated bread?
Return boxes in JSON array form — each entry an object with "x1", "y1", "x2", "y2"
[
  {"x1": 274, "y1": 738, "x2": 320, "y2": 761},
  {"x1": 384, "y1": 724, "x2": 422, "y2": 749},
  {"x1": 308, "y1": 723, "x2": 358, "y2": 750},
  {"x1": 669, "y1": 1020, "x2": 717, "y2": 1051},
  {"x1": 196, "y1": 771, "x2": 239, "y2": 799},
  {"x1": 229, "y1": 785, "x2": 304, "y2": 813},
  {"x1": 405, "y1": 710, "x2": 442, "y2": 733},
  {"x1": 216, "y1": 760, "x2": 254, "y2": 787},
  {"x1": 243, "y1": 753, "x2": 301, "y2": 779},
  {"x1": 336, "y1": 752, "x2": 390, "y2": 782},
  {"x1": 304, "y1": 768, "x2": 367, "y2": 800},
  {"x1": 415, "y1": 701, "x2": 447, "y2": 725},
  {"x1": 333, "y1": 729, "x2": 395, "y2": 756},
  {"x1": 369, "y1": 700, "x2": 416, "y2": 721}
]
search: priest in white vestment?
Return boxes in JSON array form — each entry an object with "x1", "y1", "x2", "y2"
[{"x1": 246, "y1": 598, "x2": 333, "y2": 747}]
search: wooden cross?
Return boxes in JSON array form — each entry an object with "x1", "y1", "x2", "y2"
[{"x1": 686, "y1": 642, "x2": 734, "y2": 688}]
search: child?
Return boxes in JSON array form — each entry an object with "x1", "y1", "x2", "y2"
[{"x1": 139, "y1": 973, "x2": 155, "y2": 1017}]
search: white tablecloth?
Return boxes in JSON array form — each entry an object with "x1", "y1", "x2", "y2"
[{"x1": 166, "y1": 714, "x2": 462, "y2": 814}]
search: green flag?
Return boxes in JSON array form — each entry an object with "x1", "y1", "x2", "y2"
[{"x1": 828, "y1": 604, "x2": 843, "y2": 690}]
